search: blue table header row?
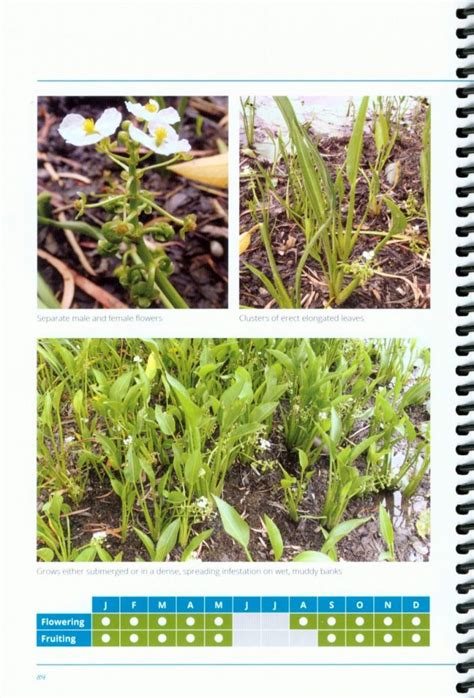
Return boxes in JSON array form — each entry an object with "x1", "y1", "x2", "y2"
[{"x1": 91, "y1": 596, "x2": 430, "y2": 614}]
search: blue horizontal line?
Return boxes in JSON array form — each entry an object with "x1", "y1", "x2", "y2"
[
  {"x1": 37, "y1": 662, "x2": 455, "y2": 667},
  {"x1": 37, "y1": 79, "x2": 461, "y2": 84}
]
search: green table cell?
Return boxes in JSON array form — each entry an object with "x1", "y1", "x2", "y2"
[
  {"x1": 374, "y1": 630, "x2": 402, "y2": 646},
  {"x1": 318, "y1": 630, "x2": 345, "y2": 647},
  {"x1": 346, "y1": 613, "x2": 374, "y2": 630},
  {"x1": 403, "y1": 613, "x2": 430, "y2": 630},
  {"x1": 149, "y1": 630, "x2": 177, "y2": 647},
  {"x1": 346, "y1": 630, "x2": 374, "y2": 647},
  {"x1": 402, "y1": 630, "x2": 430, "y2": 647},
  {"x1": 374, "y1": 614, "x2": 402, "y2": 631},
  {"x1": 92, "y1": 630, "x2": 120, "y2": 647},
  {"x1": 149, "y1": 613, "x2": 176, "y2": 630},
  {"x1": 120, "y1": 630, "x2": 148, "y2": 647},
  {"x1": 205, "y1": 630, "x2": 233, "y2": 647},
  {"x1": 93, "y1": 614, "x2": 120, "y2": 631},
  {"x1": 318, "y1": 614, "x2": 345, "y2": 630},
  {"x1": 177, "y1": 614, "x2": 204, "y2": 631},
  {"x1": 120, "y1": 613, "x2": 148, "y2": 631},
  {"x1": 289, "y1": 614, "x2": 317, "y2": 630},
  {"x1": 205, "y1": 614, "x2": 232, "y2": 630},
  {"x1": 177, "y1": 630, "x2": 205, "y2": 647}
]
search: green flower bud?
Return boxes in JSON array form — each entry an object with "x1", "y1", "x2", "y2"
[
  {"x1": 179, "y1": 213, "x2": 197, "y2": 239},
  {"x1": 117, "y1": 130, "x2": 129, "y2": 145},
  {"x1": 146, "y1": 222, "x2": 175, "y2": 242},
  {"x1": 102, "y1": 220, "x2": 134, "y2": 243},
  {"x1": 158, "y1": 257, "x2": 173, "y2": 274},
  {"x1": 97, "y1": 240, "x2": 119, "y2": 256}
]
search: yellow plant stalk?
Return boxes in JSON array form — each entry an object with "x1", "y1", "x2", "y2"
[{"x1": 168, "y1": 153, "x2": 228, "y2": 188}]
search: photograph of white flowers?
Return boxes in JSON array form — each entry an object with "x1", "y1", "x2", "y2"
[
  {"x1": 38, "y1": 97, "x2": 228, "y2": 309},
  {"x1": 37, "y1": 338, "x2": 430, "y2": 562},
  {"x1": 239, "y1": 96, "x2": 430, "y2": 309}
]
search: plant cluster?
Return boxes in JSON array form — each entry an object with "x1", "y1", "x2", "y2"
[
  {"x1": 240, "y1": 96, "x2": 430, "y2": 308},
  {"x1": 37, "y1": 338, "x2": 430, "y2": 562}
]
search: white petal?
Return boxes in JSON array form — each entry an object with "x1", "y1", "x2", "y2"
[
  {"x1": 129, "y1": 124, "x2": 159, "y2": 152},
  {"x1": 58, "y1": 114, "x2": 89, "y2": 145},
  {"x1": 160, "y1": 138, "x2": 191, "y2": 155},
  {"x1": 147, "y1": 120, "x2": 176, "y2": 138},
  {"x1": 156, "y1": 107, "x2": 180, "y2": 125},
  {"x1": 95, "y1": 108, "x2": 122, "y2": 137},
  {"x1": 125, "y1": 99, "x2": 161, "y2": 121}
]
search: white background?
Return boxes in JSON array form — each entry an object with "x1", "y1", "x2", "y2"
[{"x1": 0, "y1": 1, "x2": 461, "y2": 696}]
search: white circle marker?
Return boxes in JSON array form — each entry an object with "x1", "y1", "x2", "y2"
[
  {"x1": 186, "y1": 633, "x2": 195, "y2": 643},
  {"x1": 101, "y1": 617, "x2": 111, "y2": 627},
  {"x1": 158, "y1": 617, "x2": 167, "y2": 627},
  {"x1": 411, "y1": 633, "x2": 421, "y2": 644},
  {"x1": 214, "y1": 633, "x2": 224, "y2": 644},
  {"x1": 158, "y1": 633, "x2": 167, "y2": 644},
  {"x1": 299, "y1": 616, "x2": 308, "y2": 627},
  {"x1": 327, "y1": 616, "x2": 336, "y2": 626},
  {"x1": 129, "y1": 617, "x2": 139, "y2": 627},
  {"x1": 411, "y1": 617, "x2": 421, "y2": 627},
  {"x1": 186, "y1": 617, "x2": 195, "y2": 627},
  {"x1": 355, "y1": 616, "x2": 365, "y2": 627},
  {"x1": 384, "y1": 633, "x2": 393, "y2": 643},
  {"x1": 327, "y1": 633, "x2": 337, "y2": 643},
  {"x1": 383, "y1": 617, "x2": 393, "y2": 627},
  {"x1": 355, "y1": 633, "x2": 365, "y2": 643},
  {"x1": 101, "y1": 633, "x2": 111, "y2": 644},
  {"x1": 129, "y1": 633, "x2": 139, "y2": 643},
  {"x1": 214, "y1": 617, "x2": 223, "y2": 627}
]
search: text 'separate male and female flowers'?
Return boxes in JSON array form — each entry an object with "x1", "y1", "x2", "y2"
[{"x1": 37, "y1": 96, "x2": 229, "y2": 310}]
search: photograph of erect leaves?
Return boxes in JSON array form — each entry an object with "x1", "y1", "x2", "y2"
[
  {"x1": 38, "y1": 96, "x2": 228, "y2": 310},
  {"x1": 37, "y1": 338, "x2": 430, "y2": 562},
  {"x1": 239, "y1": 96, "x2": 430, "y2": 309}
]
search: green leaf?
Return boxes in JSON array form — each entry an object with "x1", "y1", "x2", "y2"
[
  {"x1": 374, "y1": 113, "x2": 389, "y2": 153},
  {"x1": 109, "y1": 371, "x2": 133, "y2": 402},
  {"x1": 37, "y1": 547, "x2": 55, "y2": 562},
  {"x1": 184, "y1": 450, "x2": 202, "y2": 486},
  {"x1": 249, "y1": 402, "x2": 278, "y2": 423},
  {"x1": 292, "y1": 551, "x2": 333, "y2": 563},
  {"x1": 181, "y1": 529, "x2": 214, "y2": 561},
  {"x1": 263, "y1": 514, "x2": 283, "y2": 561},
  {"x1": 379, "y1": 503, "x2": 395, "y2": 554},
  {"x1": 346, "y1": 96, "x2": 369, "y2": 187},
  {"x1": 145, "y1": 353, "x2": 158, "y2": 380},
  {"x1": 155, "y1": 405, "x2": 176, "y2": 435},
  {"x1": 133, "y1": 527, "x2": 156, "y2": 560},
  {"x1": 321, "y1": 517, "x2": 370, "y2": 552},
  {"x1": 329, "y1": 407, "x2": 342, "y2": 446},
  {"x1": 213, "y1": 495, "x2": 250, "y2": 550},
  {"x1": 154, "y1": 519, "x2": 180, "y2": 562},
  {"x1": 75, "y1": 547, "x2": 97, "y2": 562}
]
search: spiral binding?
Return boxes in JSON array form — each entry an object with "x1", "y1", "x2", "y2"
[{"x1": 457, "y1": 5, "x2": 474, "y2": 693}]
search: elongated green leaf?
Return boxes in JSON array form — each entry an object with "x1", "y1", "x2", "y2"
[
  {"x1": 330, "y1": 407, "x2": 342, "y2": 446},
  {"x1": 133, "y1": 527, "x2": 156, "y2": 560},
  {"x1": 165, "y1": 373, "x2": 201, "y2": 426},
  {"x1": 181, "y1": 529, "x2": 214, "y2": 561},
  {"x1": 379, "y1": 503, "x2": 394, "y2": 555},
  {"x1": 322, "y1": 517, "x2": 370, "y2": 550},
  {"x1": 263, "y1": 514, "x2": 283, "y2": 561},
  {"x1": 109, "y1": 371, "x2": 133, "y2": 402},
  {"x1": 346, "y1": 97, "x2": 369, "y2": 186},
  {"x1": 292, "y1": 551, "x2": 333, "y2": 563},
  {"x1": 155, "y1": 519, "x2": 180, "y2": 561},
  {"x1": 145, "y1": 353, "x2": 158, "y2": 380},
  {"x1": 37, "y1": 547, "x2": 55, "y2": 562},
  {"x1": 155, "y1": 405, "x2": 176, "y2": 435},
  {"x1": 213, "y1": 495, "x2": 250, "y2": 550},
  {"x1": 249, "y1": 402, "x2": 278, "y2": 423},
  {"x1": 374, "y1": 113, "x2": 389, "y2": 153}
]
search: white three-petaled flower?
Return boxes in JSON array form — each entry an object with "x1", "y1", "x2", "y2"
[
  {"x1": 129, "y1": 119, "x2": 191, "y2": 156},
  {"x1": 125, "y1": 99, "x2": 180, "y2": 124},
  {"x1": 58, "y1": 108, "x2": 122, "y2": 146}
]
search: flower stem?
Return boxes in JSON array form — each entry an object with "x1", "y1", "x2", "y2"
[
  {"x1": 138, "y1": 195, "x2": 184, "y2": 226},
  {"x1": 135, "y1": 239, "x2": 188, "y2": 309}
]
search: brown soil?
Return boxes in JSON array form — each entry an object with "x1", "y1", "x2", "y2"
[
  {"x1": 38, "y1": 96, "x2": 228, "y2": 309},
  {"x1": 239, "y1": 103, "x2": 430, "y2": 309}
]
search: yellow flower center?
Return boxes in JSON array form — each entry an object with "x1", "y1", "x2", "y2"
[
  {"x1": 154, "y1": 126, "x2": 168, "y2": 146},
  {"x1": 82, "y1": 118, "x2": 97, "y2": 135},
  {"x1": 145, "y1": 101, "x2": 158, "y2": 113}
]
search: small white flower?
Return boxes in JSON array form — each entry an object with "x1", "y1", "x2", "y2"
[
  {"x1": 259, "y1": 438, "x2": 271, "y2": 450},
  {"x1": 319, "y1": 411, "x2": 328, "y2": 420},
  {"x1": 362, "y1": 250, "x2": 375, "y2": 262},
  {"x1": 64, "y1": 436, "x2": 74, "y2": 444},
  {"x1": 125, "y1": 99, "x2": 180, "y2": 124},
  {"x1": 129, "y1": 119, "x2": 191, "y2": 156},
  {"x1": 133, "y1": 355, "x2": 143, "y2": 363},
  {"x1": 58, "y1": 108, "x2": 122, "y2": 146},
  {"x1": 123, "y1": 435, "x2": 133, "y2": 446},
  {"x1": 92, "y1": 531, "x2": 107, "y2": 542},
  {"x1": 196, "y1": 496, "x2": 209, "y2": 509}
]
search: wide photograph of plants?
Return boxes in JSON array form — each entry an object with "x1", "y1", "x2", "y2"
[
  {"x1": 239, "y1": 96, "x2": 430, "y2": 309},
  {"x1": 37, "y1": 338, "x2": 430, "y2": 563},
  {"x1": 38, "y1": 96, "x2": 228, "y2": 310}
]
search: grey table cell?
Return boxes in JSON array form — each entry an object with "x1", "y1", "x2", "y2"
[
  {"x1": 260, "y1": 613, "x2": 289, "y2": 630},
  {"x1": 233, "y1": 614, "x2": 261, "y2": 631},
  {"x1": 261, "y1": 630, "x2": 289, "y2": 646},
  {"x1": 233, "y1": 631, "x2": 261, "y2": 647},
  {"x1": 289, "y1": 630, "x2": 318, "y2": 647}
]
